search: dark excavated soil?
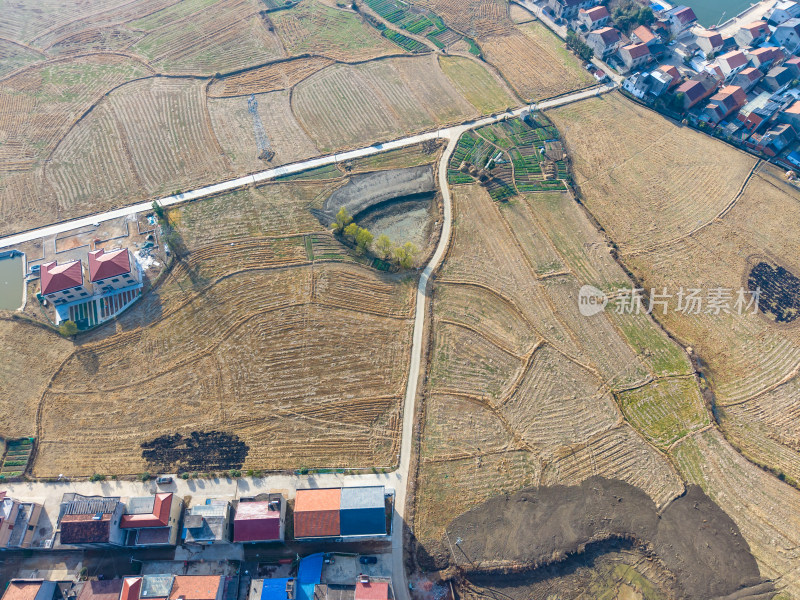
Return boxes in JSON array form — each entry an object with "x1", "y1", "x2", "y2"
[
  {"x1": 749, "y1": 262, "x2": 800, "y2": 323},
  {"x1": 428, "y1": 477, "x2": 768, "y2": 600},
  {"x1": 141, "y1": 431, "x2": 249, "y2": 472}
]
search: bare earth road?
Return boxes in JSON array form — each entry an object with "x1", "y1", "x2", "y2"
[{"x1": 0, "y1": 83, "x2": 616, "y2": 600}]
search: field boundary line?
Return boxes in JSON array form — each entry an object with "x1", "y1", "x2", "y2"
[{"x1": 436, "y1": 317, "x2": 526, "y2": 358}]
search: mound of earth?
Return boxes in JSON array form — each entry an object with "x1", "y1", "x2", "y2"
[
  {"x1": 436, "y1": 477, "x2": 767, "y2": 600},
  {"x1": 314, "y1": 165, "x2": 436, "y2": 225}
]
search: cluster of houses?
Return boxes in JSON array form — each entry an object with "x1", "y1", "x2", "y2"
[
  {"x1": 604, "y1": 0, "x2": 800, "y2": 167},
  {"x1": 0, "y1": 486, "x2": 388, "y2": 551},
  {"x1": 2, "y1": 575, "x2": 230, "y2": 600},
  {"x1": 38, "y1": 247, "x2": 142, "y2": 327}
]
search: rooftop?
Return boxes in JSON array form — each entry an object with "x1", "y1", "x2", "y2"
[
  {"x1": 41, "y1": 260, "x2": 83, "y2": 295},
  {"x1": 77, "y1": 580, "x2": 124, "y2": 600},
  {"x1": 354, "y1": 582, "x2": 389, "y2": 600},
  {"x1": 340, "y1": 487, "x2": 384, "y2": 511},
  {"x1": 2, "y1": 582, "x2": 42, "y2": 600},
  {"x1": 141, "y1": 576, "x2": 174, "y2": 599},
  {"x1": 295, "y1": 489, "x2": 341, "y2": 512},
  {"x1": 88, "y1": 248, "x2": 131, "y2": 282},
  {"x1": 121, "y1": 493, "x2": 173, "y2": 529},
  {"x1": 633, "y1": 26, "x2": 657, "y2": 44},
  {"x1": 167, "y1": 576, "x2": 222, "y2": 600}
]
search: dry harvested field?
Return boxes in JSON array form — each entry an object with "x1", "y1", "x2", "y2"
[
  {"x1": 549, "y1": 93, "x2": 800, "y2": 595},
  {"x1": 271, "y1": 0, "x2": 399, "y2": 61},
  {"x1": 19, "y1": 168, "x2": 433, "y2": 476},
  {"x1": 208, "y1": 57, "x2": 335, "y2": 98},
  {"x1": 292, "y1": 55, "x2": 477, "y2": 152},
  {"x1": 481, "y1": 23, "x2": 594, "y2": 101},
  {"x1": 414, "y1": 181, "x2": 701, "y2": 544}
]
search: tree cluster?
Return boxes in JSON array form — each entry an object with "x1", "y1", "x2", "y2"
[
  {"x1": 612, "y1": 0, "x2": 655, "y2": 34},
  {"x1": 566, "y1": 30, "x2": 594, "y2": 62},
  {"x1": 333, "y1": 207, "x2": 419, "y2": 269}
]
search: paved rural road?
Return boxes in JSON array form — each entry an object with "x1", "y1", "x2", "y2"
[{"x1": 0, "y1": 83, "x2": 616, "y2": 600}]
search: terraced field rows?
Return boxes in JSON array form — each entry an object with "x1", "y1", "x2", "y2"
[{"x1": 208, "y1": 57, "x2": 335, "y2": 97}]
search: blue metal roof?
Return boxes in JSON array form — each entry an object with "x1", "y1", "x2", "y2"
[{"x1": 261, "y1": 579, "x2": 292, "y2": 600}]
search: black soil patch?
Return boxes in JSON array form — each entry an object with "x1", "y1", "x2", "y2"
[
  {"x1": 141, "y1": 431, "x2": 249, "y2": 472},
  {"x1": 437, "y1": 477, "x2": 767, "y2": 600},
  {"x1": 749, "y1": 261, "x2": 800, "y2": 323}
]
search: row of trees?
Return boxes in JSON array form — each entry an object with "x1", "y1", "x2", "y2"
[
  {"x1": 333, "y1": 207, "x2": 419, "y2": 269},
  {"x1": 566, "y1": 30, "x2": 593, "y2": 62}
]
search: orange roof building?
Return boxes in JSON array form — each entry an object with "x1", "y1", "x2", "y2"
[
  {"x1": 167, "y1": 577, "x2": 223, "y2": 600},
  {"x1": 1, "y1": 582, "x2": 43, "y2": 600},
  {"x1": 294, "y1": 489, "x2": 341, "y2": 538}
]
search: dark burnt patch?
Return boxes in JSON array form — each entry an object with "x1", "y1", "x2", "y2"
[
  {"x1": 141, "y1": 431, "x2": 249, "y2": 472},
  {"x1": 749, "y1": 262, "x2": 800, "y2": 323}
]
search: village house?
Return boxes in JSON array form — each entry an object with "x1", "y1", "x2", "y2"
[
  {"x1": 738, "y1": 92, "x2": 781, "y2": 131},
  {"x1": 546, "y1": 0, "x2": 596, "y2": 21},
  {"x1": 294, "y1": 486, "x2": 387, "y2": 540},
  {"x1": 40, "y1": 260, "x2": 91, "y2": 306},
  {"x1": 701, "y1": 85, "x2": 747, "y2": 124},
  {"x1": 766, "y1": 0, "x2": 800, "y2": 26},
  {"x1": 734, "y1": 20, "x2": 772, "y2": 48},
  {"x1": 120, "y1": 493, "x2": 183, "y2": 547},
  {"x1": 695, "y1": 31, "x2": 724, "y2": 57},
  {"x1": 232, "y1": 495, "x2": 285, "y2": 543},
  {"x1": 779, "y1": 98, "x2": 800, "y2": 129},
  {"x1": 578, "y1": 5, "x2": 609, "y2": 30},
  {"x1": 676, "y1": 73, "x2": 719, "y2": 109},
  {"x1": 717, "y1": 50, "x2": 750, "y2": 79},
  {"x1": 752, "y1": 122, "x2": 797, "y2": 155},
  {"x1": 0, "y1": 492, "x2": 42, "y2": 549},
  {"x1": 655, "y1": 64, "x2": 682, "y2": 89},
  {"x1": 1, "y1": 580, "x2": 71, "y2": 600},
  {"x1": 585, "y1": 26, "x2": 622, "y2": 59},
  {"x1": 182, "y1": 500, "x2": 231, "y2": 545},
  {"x1": 731, "y1": 67, "x2": 764, "y2": 92},
  {"x1": 88, "y1": 248, "x2": 140, "y2": 293},
  {"x1": 772, "y1": 18, "x2": 800, "y2": 52},
  {"x1": 119, "y1": 576, "x2": 224, "y2": 600},
  {"x1": 619, "y1": 43, "x2": 652, "y2": 71},
  {"x1": 664, "y1": 5, "x2": 697, "y2": 36},
  {"x1": 748, "y1": 46, "x2": 786, "y2": 70},
  {"x1": 56, "y1": 494, "x2": 125, "y2": 548},
  {"x1": 785, "y1": 55, "x2": 800, "y2": 76},
  {"x1": 765, "y1": 64, "x2": 795, "y2": 90},
  {"x1": 623, "y1": 72, "x2": 652, "y2": 98},
  {"x1": 631, "y1": 25, "x2": 658, "y2": 46}
]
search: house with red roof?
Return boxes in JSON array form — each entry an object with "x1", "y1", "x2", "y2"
[
  {"x1": 354, "y1": 580, "x2": 390, "y2": 600},
  {"x1": 631, "y1": 26, "x2": 658, "y2": 47},
  {"x1": 0, "y1": 492, "x2": 43, "y2": 549},
  {"x1": 695, "y1": 31, "x2": 724, "y2": 57},
  {"x1": 40, "y1": 260, "x2": 91, "y2": 306},
  {"x1": 578, "y1": 5, "x2": 609, "y2": 30},
  {"x1": 546, "y1": 0, "x2": 597, "y2": 21},
  {"x1": 665, "y1": 6, "x2": 697, "y2": 36},
  {"x1": 118, "y1": 576, "x2": 223, "y2": 600},
  {"x1": 656, "y1": 64, "x2": 682, "y2": 89},
  {"x1": 619, "y1": 43, "x2": 652, "y2": 71},
  {"x1": 294, "y1": 489, "x2": 341, "y2": 539},
  {"x1": 676, "y1": 73, "x2": 720, "y2": 110},
  {"x1": 233, "y1": 496, "x2": 285, "y2": 543},
  {"x1": 585, "y1": 26, "x2": 621, "y2": 59},
  {"x1": 120, "y1": 493, "x2": 183, "y2": 546},
  {"x1": 735, "y1": 20, "x2": 772, "y2": 48},
  {"x1": 56, "y1": 493, "x2": 126, "y2": 548},
  {"x1": 701, "y1": 85, "x2": 748, "y2": 124},
  {"x1": 88, "y1": 248, "x2": 140, "y2": 293},
  {"x1": 731, "y1": 67, "x2": 764, "y2": 92},
  {"x1": 717, "y1": 50, "x2": 750, "y2": 78},
  {"x1": 748, "y1": 46, "x2": 785, "y2": 70}
]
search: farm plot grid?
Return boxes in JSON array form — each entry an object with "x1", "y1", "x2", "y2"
[
  {"x1": 364, "y1": 0, "x2": 479, "y2": 52},
  {"x1": 447, "y1": 114, "x2": 567, "y2": 201}
]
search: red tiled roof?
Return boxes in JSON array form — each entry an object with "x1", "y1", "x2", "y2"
[
  {"x1": 632, "y1": 25, "x2": 656, "y2": 44},
  {"x1": 582, "y1": 5, "x2": 609, "y2": 20},
  {"x1": 623, "y1": 43, "x2": 650, "y2": 59},
  {"x1": 88, "y1": 248, "x2": 131, "y2": 282},
  {"x1": 785, "y1": 100, "x2": 800, "y2": 114},
  {"x1": 60, "y1": 513, "x2": 112, "y2": 544},
  {"x1": 168, "y1": 576, "x2": 221, "y2": 600},
  {"x1": 719, "y1": 51, "x2": 748, "y2": 69},
  {"x1": 294, "y1": 489, "x2": 341, "y2": 537},
  {"x1": 120, "y1": 493, "x2": 173, "y2": 529},
  {"x1": 120, "y1": 578, "x2": 142, "y2": 600},
  {"x1": 2, "y1": 582, "x2": 42, "y2": 600},
  {"x1": 657, "y1": 64, "x2": 682, "y2": 86},
  {"x1": 233, "y1": 502, "x2": 281, "y2": 542},
  {"x1": 738, "y1": 67, "x2": 763, "y2": 81},
  {"x1": 355, "y1": 582, "x2": 389, "y2": 600},
  {"x1": 744, "y1": 20, "x2": 769, "y2": 35},
  {"x1": 78, "y1": 579, "x2": 124, "y2": 600},
  {"x1": 674, "y1": 6, "x2": 697, "y2": 24},
  {"x1": 593, "y1": 26, "x2": 620, "y2": 44},
  {"x1": 41, "y1": 260, "x2": 83, "y2": 295}
]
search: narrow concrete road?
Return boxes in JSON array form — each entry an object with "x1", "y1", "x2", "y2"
[{"x1": 0, "y1": 83, "x2": 616, "y2": 599}]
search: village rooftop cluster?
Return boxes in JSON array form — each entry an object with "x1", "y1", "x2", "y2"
[{"x1": 544, "y1": 0, "x2": 800, "y2": 168}]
